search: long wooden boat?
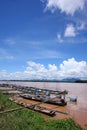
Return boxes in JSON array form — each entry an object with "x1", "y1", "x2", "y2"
[
  {"x1": 11, "y1": 85, "x2": 68, "y2": 95},
  {"x1": 19, "y1": 94, "x2": 67, "y2": 106},
  {"x1": 9, "y1": 97, "x2": 56, "y2": 116}
]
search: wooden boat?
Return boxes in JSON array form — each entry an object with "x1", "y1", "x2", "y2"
[
  {"x1": 44, "y1": 99, "x2": 67, "y2": 106},
  {"x1": 11, "y1": 85, "x2": 68, "y2": 95},
  {"x1": 19, "y1": 94, "x2": 67, "y2": 106},
  {"x1": 26, "y1": 104, "x2": 56, "y2": 116},
  {"x1": 9, "y1": 97, "x2": 56, "y2": 116}
]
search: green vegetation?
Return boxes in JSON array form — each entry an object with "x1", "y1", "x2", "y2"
[
  {"x1": 0, "y1": 91, "x2": 18, "y2": 111},
  {"x1": 0, "y1": 91, "x2": 84, "y2": 130}
]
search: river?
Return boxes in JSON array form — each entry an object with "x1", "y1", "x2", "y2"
[{"x1": 0, "y1": 81, "x2": 87, "y2": 129}]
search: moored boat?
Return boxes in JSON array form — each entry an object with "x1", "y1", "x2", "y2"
[
  {"x1": 9, "y1": 97, "x2": 56, "y2": 116},
  {"x1": 19, "y1": 93, "x2": 67, "y2": 106}
]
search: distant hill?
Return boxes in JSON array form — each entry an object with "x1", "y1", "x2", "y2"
[
  {"x1": 61, "y1": 78, "x2": 87, "y2": 83},
  {"x1": 0, "y1": 78, "x2": 87, "y2": 83},
  {"x1": 62, "y1": 78, "x2": 80, "y2": 82},
  {"x1": 75, "y1": 80, "x2": 87, "y2": 83}
]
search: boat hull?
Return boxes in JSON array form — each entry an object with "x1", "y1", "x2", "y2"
[{"x1": 20, "y1": 94, "x2": 67, "y2": 106}]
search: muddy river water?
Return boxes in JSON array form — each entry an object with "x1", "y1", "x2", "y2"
[{"x1": 1, "y1": 81, "x2": 87, "y2": 129}]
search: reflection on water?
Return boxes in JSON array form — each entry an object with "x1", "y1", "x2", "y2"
[{"x1": 0, "y1": 81, "x2": 87, "y2": 128}]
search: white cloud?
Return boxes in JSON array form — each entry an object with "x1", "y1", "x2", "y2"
[
  {"x1": 0, "y1": 58, "x2": 87, "y2": 80},
  {"x1": 64, "y1": 24, "x2": 76, "y2": 37},
  {"x1": 57, "y1": 23, "x2": 86, "y2": 41},
  {"x1": 43, "y1": 0, "x2": 86, "y2": 15},
  {"x1": 59, "y1": 58, "x2": 87, "y2": 79},
  {"x1": 57, "y1": 34, "x2": 63, "y2": 43},
  {"x1": 24, "y1": 61, "x2": 58, "y2": 79},
  {"x1": 48, "y1": 64, "x2": 57, "y2": 71},
  {"x1": 64, "y1": 22, "x2": 86, "y2": 38}
]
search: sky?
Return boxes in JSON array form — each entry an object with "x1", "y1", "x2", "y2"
[{"x1": 0, "y1": 0, "x2": 87, "y2": 80}]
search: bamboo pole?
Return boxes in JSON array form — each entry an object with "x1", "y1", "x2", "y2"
[{"x1": 0, "y1": 107, "x2": 24, "y2": 114}]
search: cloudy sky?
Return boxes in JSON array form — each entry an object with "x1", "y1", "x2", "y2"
[{"x1": 0, "y1": 0, "x2": 87, "y2": 80}]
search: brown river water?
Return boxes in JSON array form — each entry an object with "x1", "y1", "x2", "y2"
[{"x1": 0, "y1": 81, "x2": 87, "y2": 129}]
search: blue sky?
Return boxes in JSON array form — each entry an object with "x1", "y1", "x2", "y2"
[{"x1": 0, "y1": 0, "x2": 87, "y2": 80}]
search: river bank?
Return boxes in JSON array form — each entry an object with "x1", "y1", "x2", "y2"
[{"x1": 0, "y1": 91, "x2": 84, "y2": 130}]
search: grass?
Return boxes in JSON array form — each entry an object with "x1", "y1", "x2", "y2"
[{"x1": 0, "y1": 91, "x2": 84, "y2": 130}]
